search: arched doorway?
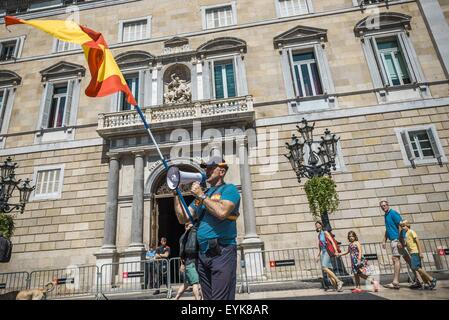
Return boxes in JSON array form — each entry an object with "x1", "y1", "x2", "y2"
[{"x1": 150, "y1": 164, "x2": 199, "y2": 258}]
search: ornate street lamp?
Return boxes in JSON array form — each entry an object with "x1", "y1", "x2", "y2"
[
  {"x1": 285, "y1": 118, "x2": 340, "y2": 183},
  {"x1": 0, "y1": 157, "x2": 35, "y2": 214}
]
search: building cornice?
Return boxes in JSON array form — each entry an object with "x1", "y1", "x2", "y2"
[
  {"x1": 0, "y1": 0, "x2": 415, "y2": 66},
  {"x1": 255, "y1": 97, "x2": 449, "y2": 128}
]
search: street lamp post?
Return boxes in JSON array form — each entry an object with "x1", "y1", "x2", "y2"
[
  {"x1": 0, "y1": 157, "x2": 35, "y2": 214},
  {"x1": 285, "y1": 119, "x2": 351, "y2": 285},
  {"x1": 285, "y1": 118, "x2": 340, "y2": 183}
]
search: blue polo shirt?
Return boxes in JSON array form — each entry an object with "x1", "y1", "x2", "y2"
[
  {"x1": 384, "y1": 209, "x2": 402, "y2": 241},
  {"x1": 189, "y1": 183, "x2": 240, "y2": 254}
]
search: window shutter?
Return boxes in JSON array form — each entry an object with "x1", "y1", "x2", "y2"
[
  {"x1": 313, "y1": 44, "x2": 333, "y2": 94},
  {"x1": 225, "y1": 63, "x2": 236, "y2": 97},
  {"x1": 426, "y1": 127, "x2": 443, "y2": 166},
  {"x1": 369, "y1": 37, "x2": 389, "y2": 87},
  {"x1": 63, "y1": 80, "x2": 74, "y2": 126},
  {"x1": 40, "y1": 82, "x2": 54, "y2": 129},
  {"x1": 0, "y1": 89, "x2": 10, "y2": 132},
  {"x1": 13, "y1": 38, "x2": 20, "y2": 59},
  {"x1": 400, "y1": 130, "x2": 416, "y2": 168},
  {"x1": 396, "y1": 33, "x2": 416, "y2": 83},
  {"x1": 139, "y1": 70, "x2": 145, "y2": 106},
  {"x1": 144, "y1": 69, "x2": 152, "y2": 107}
]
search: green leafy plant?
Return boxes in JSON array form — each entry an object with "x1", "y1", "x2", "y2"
[
  {"x1": 304, "y1": 176, "x2": 339, "y2": 217},
  {"x1": 0, "y1": 213, "x2": 15, "y2": 239}
]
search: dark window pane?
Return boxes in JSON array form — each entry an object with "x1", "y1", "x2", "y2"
[
  {"x1": 225, "y1": 63, "x2": 236, "y2": 97},
  {"x1": 310, "y1": 62, "x2": 323, "y2": 95},
  {"x1": 294, "y1": 65, "x2": 303, "y2": 97},
  {"x1": 422, "y1": 149, "x2": 435, "y2": 157},
  {"x1": 48, "y1": 98, "x2": 58, "y2": 128},
  {"x1": 56, "y1": 97, "x2": 66, "y2": 127},
  {"x1": 214, "y1": 64, "x2": 224, "y2": 99},
  {"x1": 301, "y1": 64, "x2": 313, "y2": 96},
  {"x1": 293, "y1": 52, "x2": 314, "y2": 62}
]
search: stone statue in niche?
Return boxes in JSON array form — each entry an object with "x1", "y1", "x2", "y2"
[{"x1": 164, "y1": 73, "x2": 192, "y2": 104}]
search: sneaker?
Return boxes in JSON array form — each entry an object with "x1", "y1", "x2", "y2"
[
  {"x1": 372, "y1": 280, "x2": 380, "y2": 292},
  {"x1": 337, "y1": 281, "x2": 344, "y2": 292},
  {"x1": 409, "y1": 282, "x2": 422, "y2": 289},
  {"x1": 429, "y1": 278, "x2": 437, "y2": 290}
]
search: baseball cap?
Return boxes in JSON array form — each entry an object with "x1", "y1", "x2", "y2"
[{"x1": 200, "y1": 155, "x2": 229, "y2": 169}]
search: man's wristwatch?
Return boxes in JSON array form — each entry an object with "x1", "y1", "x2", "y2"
[{"x1": 199, "y1": 194, "x2": 207, "y2": 203}]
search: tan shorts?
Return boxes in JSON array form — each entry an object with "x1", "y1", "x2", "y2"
[{"x1": 390, "y1": 240, "x2": 408, "y2": 257}]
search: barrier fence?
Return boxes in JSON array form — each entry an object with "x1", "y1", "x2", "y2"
[
  {"x1": 0, "y1": 271, "x2": 29, "y2": 294},
  {"x1": 241, "y1": 237, "x2": 449, "y2": 293},
  {"x1": 28, "y1": 265, "x2": 98, "y2": 299},
  {"x1": 1, "y1": 237, "x2": 448, "y2": 298},
  {"x1": 99, "y1": 259, "x2": 170, "y2": 298}
]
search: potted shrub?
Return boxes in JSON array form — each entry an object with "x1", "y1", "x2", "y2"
[{"x1": 304, "y1": 176, "x2": 339, "y2": 231}]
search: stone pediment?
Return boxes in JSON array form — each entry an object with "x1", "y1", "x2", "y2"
[
  {"x1": 39, "y1": 61, "x2": 85, "y2": 82},
  {"x1": 115, "y1": 50, "x2": 155, "y2": 69},
  {"x1": 164, "y1": 36, "x2": 189, "y2": 48},
  {"x1": 197, "y1": 37, "x2": 247, "y2": 57},
  {"x1": 273, "y1": 26, "x2": 327, "y2": 49},
  {"x1": 354, "y1": 12, "x2": 412, "y2": 36},
  {"x1": 0, "y1": 70, "x2": 21, "y2": 87}
]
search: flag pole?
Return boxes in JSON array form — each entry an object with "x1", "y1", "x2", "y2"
[{"x1": 133, "y1": 105, "x2": 195, "y2": 225}]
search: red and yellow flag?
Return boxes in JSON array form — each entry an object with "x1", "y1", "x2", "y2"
[{"x1": 5, "y1": 16, "x2": 137, "y2": 106}]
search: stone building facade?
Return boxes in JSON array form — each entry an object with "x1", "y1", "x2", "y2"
[{"x1": 0, "y1": 0, "x2": 448, "y2": 273}]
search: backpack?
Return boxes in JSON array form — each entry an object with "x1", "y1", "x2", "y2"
[
  {"x1": 0, "y1": 237, "x2": 12, "y2": 263},
  {"x1": 179, "y1": 226, "x2": 198, "y2": 259}
]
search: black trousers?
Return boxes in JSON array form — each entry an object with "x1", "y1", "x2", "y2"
[{"x1": 197, "y1": 244, "x2": 237, "y2": 300}]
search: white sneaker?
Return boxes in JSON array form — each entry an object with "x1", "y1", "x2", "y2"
[{"x1": 337, "y1": 281, "x2": 344, "y2": 292}]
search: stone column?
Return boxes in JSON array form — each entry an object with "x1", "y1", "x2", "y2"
[
  {"x1": 94, "y1": 153, "x2": 120, "y2": 286},
  {"x1": 123, "y1": 152, "x2": 146, "y2": 268},
  {"x1": 237, "y1": 138, "x2": 264, "y2": 282},
  {"x1": 129, "y1": 152, "x2": 145, "y2": 248},
  {"x1": 417, "y1": 0, "x2": 449, "y2": 79},
  {"x1": 103, "y1": 154, "x2": 120, "y2": 249}
]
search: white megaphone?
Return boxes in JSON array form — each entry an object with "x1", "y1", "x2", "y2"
[{"x1": 166, "y1": 166, "x2": 207, "y2": 190}]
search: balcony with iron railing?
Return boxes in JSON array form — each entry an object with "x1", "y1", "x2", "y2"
[{"x1": 96, "y1": 96, "x2": 255, "y2": 139}]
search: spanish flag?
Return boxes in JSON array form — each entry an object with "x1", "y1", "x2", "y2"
[{"x1": 5, "y1": 16, "x2": 137, "y2": 106}]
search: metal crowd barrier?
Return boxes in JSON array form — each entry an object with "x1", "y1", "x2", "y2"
[
  {"x1": 0, "y1": 271, "x2": 29, "y2": 294},
  {"x1": 98, "y1": 259, "x2": 170, "y2": 299},
  {"x1": 28, "y1": 265, "x2": 98, "y2": 299},
  {"x1": 240, "y1": 238, "x2": 449, "y2": 293},
  {"x1": 1, "y1": 237, "x2": 448, "y2": 298}
]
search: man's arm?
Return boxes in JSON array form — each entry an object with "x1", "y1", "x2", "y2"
[
  {"x1": 202, "y1": 198, "x2": 235, "y2": 220},
  {"x1": 191, "y1": 182, "x2": 237, "y2": 220},
  {"x1": 174, "y1": 194, "x2": 196, "y2": 224}
]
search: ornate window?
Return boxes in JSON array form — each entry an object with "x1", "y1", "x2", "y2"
[
  {"x1": 0, "y1": 70, "x2": 21, "y2": 148},
  {"x1": 36, "y1": 61, "x2": 85, "y2": 143},
  {"x1": 355, "y1": 13, "x2": 429, "y2": 102},
  {"x1": 0, "y1": 36, "x2": 25, "y2": 62},
  {"x1": 112, "y1": 51, "x2": 154, "y2": 109},
  {"x1": 197, "y1": 37, "x2": 248, "y2": 100},
  {"x1": 201, "y1": 2, "x2": 237, "y2": 30},
  {"x1": 276, "y1": 0, "x2": 313, "y2": 17},
  {"x1": 274, "y1": 25, "x2": 336, "y2": 113},
  {"x1": 32, "y1": 164, "x2": 65, "y2": 200},
  {"x1": 118, "y1": 17, "x2": 152, "y2": 43},
  {"x1": 395, "y1": 125, "x2": 447, "y2": 168},
  {"x1": 53, "y1": 39, "x2": 80, "y2": 53}
]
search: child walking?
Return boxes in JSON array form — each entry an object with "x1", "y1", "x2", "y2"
[
  {"x1": 400, "y1": 220, "x2": 437, "y2": 290},
  {"x1": 340, "y1": 231, "x2": 379, "y2": 293}
]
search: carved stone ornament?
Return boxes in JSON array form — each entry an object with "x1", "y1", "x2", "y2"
[{"x1": 163, "y1": 73, "x2": 192, "y2": 104}]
